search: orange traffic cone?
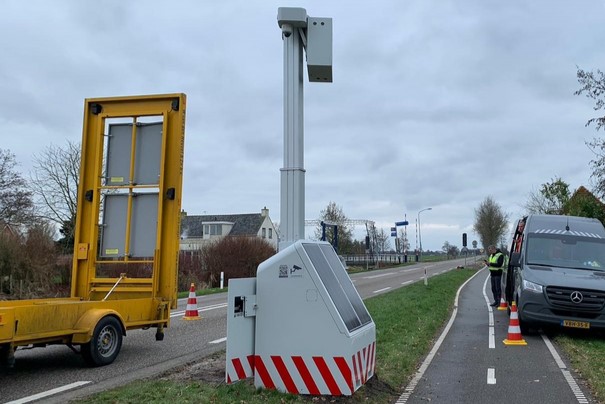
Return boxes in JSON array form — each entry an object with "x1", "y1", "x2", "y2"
[
  {"x1": 183, "y1": 283, "x2": 201, "y2": 321},
  {"x1": 503, "y1": 301, "x2": 527, "y2": 345},
  {"x1": 497, "y1": 297, "x2": 508, "y2": 311}
]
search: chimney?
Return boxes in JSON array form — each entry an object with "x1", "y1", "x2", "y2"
[{"x1": 261, "y1": 206, "x2": 269, "y2": 217}]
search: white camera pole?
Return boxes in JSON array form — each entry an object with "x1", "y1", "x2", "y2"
[
  {"x1": 277, "y1": 8, "x2": 332, "y2": 251},
  {"x1": 278, "y1": 8, "x2": 307, "y2": 250}
]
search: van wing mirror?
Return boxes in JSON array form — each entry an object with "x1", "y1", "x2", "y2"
[{"x1": 510, "y1": 252, "x2": 521, "y2": 267}]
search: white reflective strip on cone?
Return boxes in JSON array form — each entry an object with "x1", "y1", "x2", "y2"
[{"x1": 508, "y1": 325, "x2": 522, "y2": 334}]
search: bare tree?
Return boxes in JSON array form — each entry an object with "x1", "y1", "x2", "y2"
[
  {"x1": 29, "y1": 141, "x2": 80, "y2": 249},
  {"x1": 524, "y1": 177, "x2": 571, "y2": 215},
  {"x1": 314, "y1": 201, "x2": 354, "y2": 253},
  {"x1": 442, "y1": 241, "x2": 452, "y2": 255},
  {"x1": 575, "y1": 68, "x2": 605, "y2": 197},
  {"x1": 576, "y1": 68, "x2": 605, "y2": 131},
  {"x1": 442, "y1": 241, "x2": 460, "y2": 258},
  {"x1": 374, "y1": 228, "x2": 391, "y2": 253},
  {"x1": 473, "y1": 196, "x2": 509, "y2": 250},
  {"x1": 0, "y1": 149, "x2": 33, "y2": 226},
  {"x1": 396, "y1": 228, "x2": 410, "y2": 254}
]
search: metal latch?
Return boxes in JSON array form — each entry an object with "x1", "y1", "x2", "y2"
[{"x1": 234, "y1": 295, "x2": 257, "y2": 318}]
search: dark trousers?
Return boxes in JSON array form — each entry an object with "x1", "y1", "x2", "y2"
[{"x1": 490, "y1": 274, "x2": 502, "y2": 303}]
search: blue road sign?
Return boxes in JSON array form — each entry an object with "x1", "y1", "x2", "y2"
[{"x1": 395, "y1": 221, "x2": 409, "y2": 226}]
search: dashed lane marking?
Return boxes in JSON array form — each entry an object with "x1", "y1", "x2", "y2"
[
  {"x1": 6, "y1": 381, "x2": 92, "y2": 404},
  {"x1": 487, "y1": 368, "x2": 496, "y2": 385}
]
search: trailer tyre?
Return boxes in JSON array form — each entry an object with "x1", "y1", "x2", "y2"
[{"x1": 82, "y1": 316, "x2": 123, "y2": 367}]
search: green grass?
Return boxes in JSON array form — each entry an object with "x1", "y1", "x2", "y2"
[
  {"x1": 80, "y1": 268, "x2": 476, "y2": 403},
  {"x1": 553, "y1": 331, "x2": 605, "y2": 403},
  {"x1": 87, "y1": 269, "x2": 605, "y2": 404},
  {"x1": 82, "y1": 266, "x2": 605, "y2": 403}
]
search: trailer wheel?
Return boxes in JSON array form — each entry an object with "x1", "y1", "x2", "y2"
[{"x1": 82, "y1": 316, "x2": 123, "y2": 367}]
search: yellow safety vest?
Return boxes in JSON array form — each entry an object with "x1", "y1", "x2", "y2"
[{"x1": 489, "y1": 252, "x2": 505, "y2": 271}]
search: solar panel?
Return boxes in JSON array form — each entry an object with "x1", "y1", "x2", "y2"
[{"x1": 303, "y1": 243, "x2": 372, "y2": 332}]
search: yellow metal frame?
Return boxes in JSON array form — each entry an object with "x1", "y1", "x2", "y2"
[
  {"x1": 72, "y1": 94, "x2": 186, "y2": 308},
  {"x1": 0, "y1": 94, "x2": 186, "y2": 349}
]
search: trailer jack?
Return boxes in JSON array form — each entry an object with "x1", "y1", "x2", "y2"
[
  {"x1": 155, "y1": 303, "x2": 168, "y2": 341},
  {"x1": 0, "y1": 344, "x2": 15, "y2": 369}
]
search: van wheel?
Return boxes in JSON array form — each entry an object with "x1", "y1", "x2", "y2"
[
  {"x1": 518, "y1": 315, "x2": 536, "y2": 335},
  {"x1": 82, "y1": 316, "x2": 123, "y2": 367},
  {"x1": 519, "y1": 317, "x2": 529, "y2": 334}
]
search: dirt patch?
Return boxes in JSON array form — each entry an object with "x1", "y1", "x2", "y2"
[
  {"x1": 158, "y1": 350, "x2": 400, "y2": 403},
  {"x1": 159, "y1": 350, "x2": 226, "y2": 384}
]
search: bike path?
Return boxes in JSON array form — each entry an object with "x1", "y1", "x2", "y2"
[{"x1": 405, "y1": 268, "x2": 591, "y2": 403}]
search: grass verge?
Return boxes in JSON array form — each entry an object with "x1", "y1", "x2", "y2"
[
  {"x1": 553, "y1": 330, "x2": 605, "y2": 403},
  {"x1": 79, "y1": 268, "x2": 477, "y2": 403}
]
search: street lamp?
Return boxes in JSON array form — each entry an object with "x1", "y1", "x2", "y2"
[{"x1": 418, "y1": 207, "x2": 432, "y2": 261}]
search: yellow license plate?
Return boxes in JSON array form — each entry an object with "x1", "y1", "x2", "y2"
[{"x1": 562, "y1": 320, "x2": 590, "y2": 329}]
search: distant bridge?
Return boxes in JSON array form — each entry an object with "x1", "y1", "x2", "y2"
[{"x1": 304, "y1": 219, "x2": 375, "y2": 227}]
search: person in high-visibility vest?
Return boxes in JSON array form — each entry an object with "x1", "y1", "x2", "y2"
[{"x1": 484, "y1": 245, "x2": 505, "y2": 306}]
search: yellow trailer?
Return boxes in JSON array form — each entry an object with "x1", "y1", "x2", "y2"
[{"x1": 0, "y1": 93, "x2": 186, "y2": 367}]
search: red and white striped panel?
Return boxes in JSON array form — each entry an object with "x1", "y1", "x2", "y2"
[
  {"x1": 352, "y1": 341, "x2": 376, "y2": 390},
  {"x1": 254, "y1": 341, "x2": 376, "y2": 396},
  {"x1": 226, "y1": 354, "x2": 255, "y2": 384}
]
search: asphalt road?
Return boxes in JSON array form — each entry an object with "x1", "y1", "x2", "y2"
[
  {"x1": 403, "y1": 269, "x2": 594, "y2": 404},
  {"x1": 7, "y1": 255, "x2": 584, "y2": 404}
]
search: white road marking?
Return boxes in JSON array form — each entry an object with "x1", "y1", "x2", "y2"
[
  {"x1": 487, "y1": 368, "x2": 496, "y2": 384},
  {"x1": 373, "y1": 287, "x2": 392, "y2": 294},
  {"x1": 365, "y1": 273, "x2": 395, "y2": 279},
  {"x1": 6, "y1": 381, "x2": 92, "y2": 404},
  {"x1": 488, "y1": 326, "x2": 495, "y2": 349},
  {"x1": 482, "y1": 274, "x2": 496, "y2": 349},
  {"x1": 541, "y1": 333, "x2": 589, "y2": 403},
  {"x1": 171, "y1": 303, "x2": 228, "y2": 318},
  {"x1": 401, "y1": 280, "x2": 413, "y2": 286},
  {"x1": 396, "y1": 269, "x2": 484, "y2": 404},
  {"x1": 210, "y1": 337, "x2": 227, "y2": 344}
]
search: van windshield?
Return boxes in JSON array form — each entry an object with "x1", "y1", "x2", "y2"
[{"x1": 526, "y1": 233, "x2": 605, "y2": 271}]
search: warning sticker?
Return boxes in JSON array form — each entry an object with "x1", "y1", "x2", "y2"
[
  {"x1": 279, "y1": 264, "x2": 303, "y2": 279},
  {"x1": 290, "y1": 265, "x2": 303, "y2": 278}
]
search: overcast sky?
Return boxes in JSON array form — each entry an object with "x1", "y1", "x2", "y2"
[{"x1": 1, "y1": 1, "x2": 604, "y2": 251}]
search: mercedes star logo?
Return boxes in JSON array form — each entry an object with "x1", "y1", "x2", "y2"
[{"x1": 570, "y1": 291, "x2": 584, "y2": 304}]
